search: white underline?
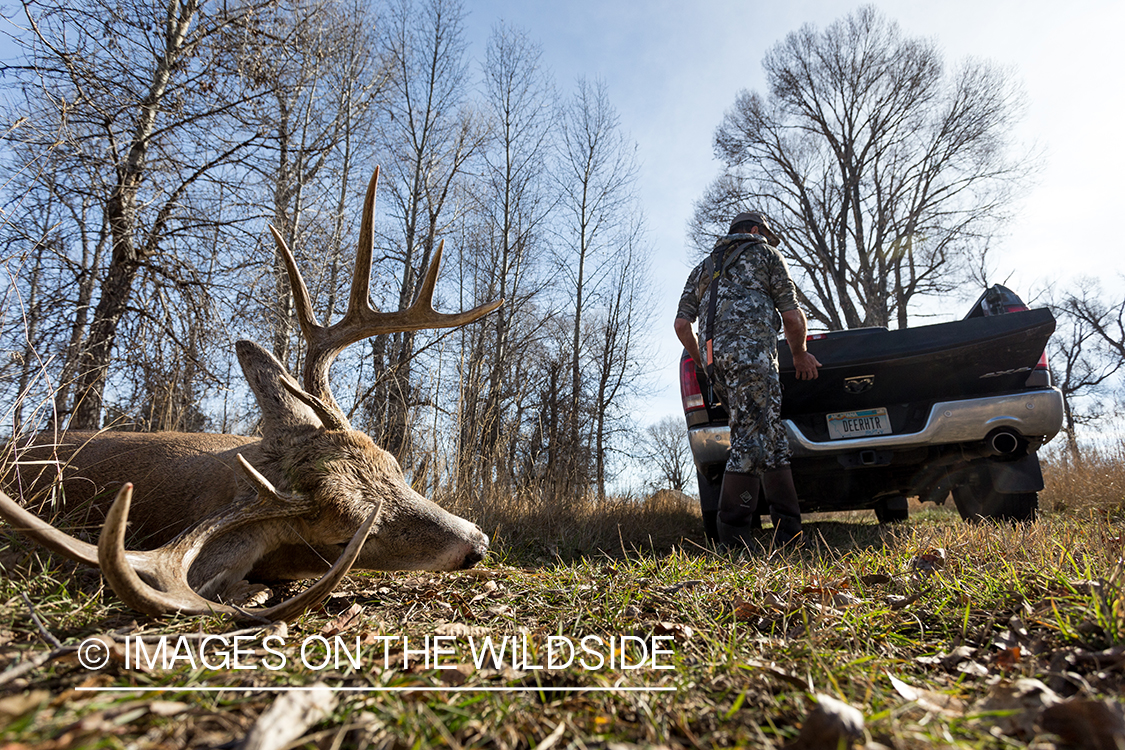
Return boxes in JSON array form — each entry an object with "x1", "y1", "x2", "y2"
[{"x1": 76, "y1": 686, "x2": 676, "y2": 693}]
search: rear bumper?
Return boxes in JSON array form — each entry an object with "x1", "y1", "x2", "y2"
[{"x1": 687, "y1": 388, "x2": 1064, "y2": 466}]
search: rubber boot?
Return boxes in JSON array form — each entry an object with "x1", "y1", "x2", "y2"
[
  {"x1": 761, "y1": 466, "x2": 804, "y2": 549},
  {"x1": 701, "y1": 510, "x2": 720, "y2": 546},
  {"x1": 717, "y1": 472, "x2": 761, "y2": 550}
]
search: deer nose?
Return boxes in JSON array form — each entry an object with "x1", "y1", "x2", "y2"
[{"x1": 460, "y1": 527, "x2": 489, "y2": 569}]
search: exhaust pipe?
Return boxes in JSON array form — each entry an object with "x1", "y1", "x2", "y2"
[{"x1": 988, "y1": 429, "x2": 1022, "y2": 456}]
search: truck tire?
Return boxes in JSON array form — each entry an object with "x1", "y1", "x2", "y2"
[
  {"x1": 874, "y1": 495, "x2": 910, "y2": 524},
  {"x1": 951, "y1": 476, "x2": 1038, "y2": 522}
]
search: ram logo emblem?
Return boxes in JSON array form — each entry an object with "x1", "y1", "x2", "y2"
[{"x1": 844, "y1": 375, "x2": 875, "y2": 394}]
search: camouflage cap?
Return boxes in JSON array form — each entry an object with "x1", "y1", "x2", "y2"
[{"x1": 729, "y1": 211, "x2": 781, "y2": 247}]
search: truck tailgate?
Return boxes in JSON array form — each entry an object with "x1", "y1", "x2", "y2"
[{"x1": 777, "y1": 308, "x2": 1055, "y2": 417}]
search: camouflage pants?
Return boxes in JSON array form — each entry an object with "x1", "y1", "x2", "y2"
[{"x1": 711, "y1": 335, "x2": 790, "y2": 475}]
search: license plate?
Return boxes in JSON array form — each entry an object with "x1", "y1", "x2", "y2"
[{"x1": 826, "y1": 407, "x2": 892, "y2": 439}]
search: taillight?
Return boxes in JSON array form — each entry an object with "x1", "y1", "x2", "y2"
[
  {"x1": 680, "y1": 356, "x2": 705, "y2": 412},
  {"x1": 1024, "y1": 349, "x2": 1052, "y2": 388}
]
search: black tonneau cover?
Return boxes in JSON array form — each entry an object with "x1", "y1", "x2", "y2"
[{"x1": 777, "y1": 308, "x2": 1056, "y2": 417}]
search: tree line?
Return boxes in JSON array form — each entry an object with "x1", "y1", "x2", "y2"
[{"x1": 0, "y1": 0, "x2": 654, "y2": 504}]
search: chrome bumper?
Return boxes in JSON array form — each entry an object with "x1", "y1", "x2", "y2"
[{"x1": 687, "y1": 388, "x2": 1064, "y2": 465}]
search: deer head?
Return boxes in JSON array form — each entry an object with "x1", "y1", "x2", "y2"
[{"x1": 0, "y1": 167, "x2": 501, "y2": 620}]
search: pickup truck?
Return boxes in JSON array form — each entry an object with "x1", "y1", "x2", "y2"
[{"x1": 679, "y1": 285, "x2": 1064, "y2": 528}]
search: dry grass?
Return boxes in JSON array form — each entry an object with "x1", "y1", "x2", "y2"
[
  {"x1": 440, "y1": 487, "x2": 706, "y2": 562},
  {"x1": 1040, "y1": 442, "x2": 1125, "y2": 515}
]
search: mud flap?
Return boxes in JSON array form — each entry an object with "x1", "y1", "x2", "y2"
[
  {"x1": 987, "y1": 452, "x2": 1045, "y2": 493},
  {"x1": 696, "y1": 469, "x2": 722, "y2": 514}
]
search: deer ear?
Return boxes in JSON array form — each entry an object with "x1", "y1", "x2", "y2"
[{"x1": 235, "y1": 340, "x2": 324, "y2": 439}]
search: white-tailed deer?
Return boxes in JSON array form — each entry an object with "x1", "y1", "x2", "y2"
[{"x1": 0, "y1": 167, "x2": 501, "y2": 621}]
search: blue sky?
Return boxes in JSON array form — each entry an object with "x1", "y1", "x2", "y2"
[{"x1": 462, "y1": 0, "x2": 1125, "y2": 427}]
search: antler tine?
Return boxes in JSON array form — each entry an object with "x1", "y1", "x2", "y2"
[
  {"x1": 265, "y1": 165, "x2": 503, "y2": 411},
  {"x1": 98, "y1": 483, "x2": 241, "y2": 617},
  {"x1": 404, "y1": 240, "x2": 505, "y2": 329},
  {"x1": 259, "y1": 504, "x2": 378, "y2": 621},
  {"x1": 346, "y1": 165, "x2": 380, "y2": 319},
  {"x1": 321, "y1": 236, "x2": 504, "y2": 346},
  {"x1": 97, "y1": 462, "x2": 381, "y2": 621},
  {"x1": 0, "y1": 488, "x2": 101, "y2": 567},
  {"x1": 278, "y1": 375, "x2": 350, "y2": 432},
  {"x1": 269, "y1": 224, "x2": 321, "y2": 338}
]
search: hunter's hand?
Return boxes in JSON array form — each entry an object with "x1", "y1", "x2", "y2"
[{"x1": 793, "y1": 351, "x2": 821, "y2": 381}]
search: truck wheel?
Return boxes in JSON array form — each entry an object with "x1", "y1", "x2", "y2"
[
  {"x1": 952, "y1": 480, "x2": 1038, "y2": 522},
  {"x1": 874, "y1": 495, "x2": 909, "y2": 524}
]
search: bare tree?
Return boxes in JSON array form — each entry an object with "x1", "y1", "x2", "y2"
[
  {"x1": 3, "y1": 0, "x2": 268, "y2": 429},
  {"x1": 453, "y1": 21, "x2": 556, "y2": 495},
  {"x1": 586, "y1": 223, "x2": 654, "y2": 500},
  {"x1": 641, "y1": 416, "x2": 693, "y2": 493},
  {"x1": 235, "y1": 0, "x2": 385, "y2": 371},
  {"x1": 1054, "y1": 281, "x2": 1125, "y2": 456},
  {"x1": 370, "y1": 0, "x2": 483, "y2": 461},
  {"x1": 692, "y1": 5, "x2": 1029, "y2": 330},
  {"x1": 0, "y1": 146, "x2": 110, "y2": 431},
  {"x1": 1066, "y1": 280, "x2": 1125, "y2": 365},
  {"x1": 555, "y1": 76, "x2": 639, "y2": 497}
]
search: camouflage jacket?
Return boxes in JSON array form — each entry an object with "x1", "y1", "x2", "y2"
[{"x1": 676, "y1": 233, "x2": 800, "y2": 352}]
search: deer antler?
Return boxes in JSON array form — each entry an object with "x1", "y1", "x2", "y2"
[
  {"x1": 269, "y1": 166, "x2": 503, "y2": 424},
  {"x1": 0, "y1": 455, "x2": 379, "y2": 621}
]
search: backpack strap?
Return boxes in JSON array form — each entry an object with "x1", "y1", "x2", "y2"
[
  {"x1": 702, "y1": 240, "x2": 755, "y2": 377},
  {"x1": 702, "y1": 247, "x2": 723, "y2": 379}
]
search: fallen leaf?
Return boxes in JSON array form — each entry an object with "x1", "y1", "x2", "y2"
[
  {"x1": 995, "y1": 647, "x2": 1021, "y2": 670},
  {"x1": 733, "y1": 600, "x2": 760, "y2": 622},
  {"x1": 437, "y1": 663, "x2": 474, "y2": 686},
  {"x1": 975, "y1": 678, "x2": 1061, "y2": 741},
  {"x1": 238, "y1": 683, "x2": 338, "y2": 750},
  {"x1": 264, "y1": 621, "x2": 288, "y2": 640},
  {"x1": 956, "y1": 660, "x2": 988, "y2": 677},
  {"x1": 224, "y1": 580, "x2": 273, "y2": 608},
  {"x1": 1040, "y1": 698, "x2": 1125, "y2": 750},
  {"x1": 912, "y1": 548, "x2": 947, "y2": 576},
  {"x1": 786, "y1": 694, "x2": 864, "y2": 750},
  {"x1": 321, "y1": 603, "x2": 365, "y2": 636},
  {"x1": 940, "y1": 645, "x2": 978, "y2": 670},
  {"x1": 744, "y1": 659, "x2": 810, "y2": 690},
  {"x1": 763, "y1": 592, "x2": 785, "y2": 609},
  {"x1": 860, "y1": 573, "x2": 892, "y2": 586},
  {"x1": 487, "y1": 604, "x2": 515, "y2": 618},
  {"x1": 888, "y1": 674, "x2": 965, "y2": 717},
  {"x1": 652, "y1": 621, "x2": 694, "y2": 641},
  {"x1": 886, "y1": 591, "x2": 924, "y2": 610}
]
